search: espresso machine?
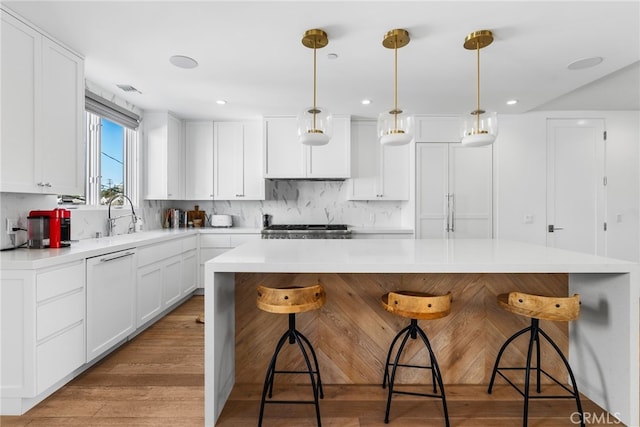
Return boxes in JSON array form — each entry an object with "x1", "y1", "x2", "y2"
[{"x1": 27, "y1": 208, "x2": 71, "y2": 248}]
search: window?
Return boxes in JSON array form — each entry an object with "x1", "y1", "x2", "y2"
[{"x1": 59, "y1": 90, "x2": 140, "y2": 206}]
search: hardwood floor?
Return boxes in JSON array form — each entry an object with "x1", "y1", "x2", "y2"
[{"x1": 1, "y1": 295, "x2": 622, "y2": 426}]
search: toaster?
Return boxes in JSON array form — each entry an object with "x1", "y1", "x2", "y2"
[{"x1": 211, "y1": 214, "x2": 232, "y2": 228}]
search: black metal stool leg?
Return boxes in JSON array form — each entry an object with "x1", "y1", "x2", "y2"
[
  {"x1": 522, "y1": 319, "x2": 540, "y2": 427},
  {"x1": 258, "y1": 313, "x2": 323, "y2": 427},
  {"x1": 488, "y1": 325, "x2": 533, "y2": 393},
  {"x1": 538, "y1": 328, "x2": 585, "y2": 427},
  {"x1": 382, "y1": 324, "x2": 412, "y2": 389},
  {"x1": 415, "y1": 325, "x2": 450, "y2": 427},
  {"x1": 384, "y1": 326, "x2": 413, "y2": 423},
  {"x1": 384, "y1": 320, "x2": 449, "y2": 427}
]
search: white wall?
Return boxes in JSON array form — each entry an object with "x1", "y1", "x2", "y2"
[{"x1": 496, "y1": 111, "x2": 639, "y2": 262}]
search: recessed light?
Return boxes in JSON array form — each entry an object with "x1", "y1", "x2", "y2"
[
  {"x1": 216, "y1": 100, "x2": 227, "y2": 105},
  {"x1": 506, "y1": 99, "x2": 518, "y2": 105},
  {"x1": 361, "y1": 99, "x2": 372, "y2": 105},
  {"x1": 169, "y1": 55, "x2": 199, "y2": 69},
  {"x1": 327, "y1": 53, "x2": 338, "y2": 60},
  {"x1": 567, "y1": 56, "x2": 603, "y2": 70}
]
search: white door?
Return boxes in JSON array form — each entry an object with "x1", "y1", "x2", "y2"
[
  {"x1": 546, "y1": 119, "x2": 606, "y2": 255},
  {"x1": 417, "y1": 143, "x2": 493, "y2": 239}
]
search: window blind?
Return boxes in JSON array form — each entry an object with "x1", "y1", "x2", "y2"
[{"x1": 85, "y1": 90, "x2": 140, "y2": 130}]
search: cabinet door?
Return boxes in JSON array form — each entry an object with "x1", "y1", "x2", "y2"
[
  {"x1": 264, "y1": 117, "x2": 305, "y2": 178},
  {"x1": 185, "y1": 121, "x2": 214, "y2": 199},
  {"x1": 380, "y1": 143, "x2": 410, "y2": 200},
  {"x1": 214, "y1": 122, "x2": 243, "y2": 199},
  {"x1": 348, "y1": 121, "x2": 379, "y2": 199},
  {"x1": 307, "y1": 116, "x2": 351, "y2": 178},
  {"x1": 40, "y1": 37, "x2": 84, "y2": 195},
  {"x1": 417, "y1": 144, "x2": 449, "y2": 238},
  {"x1": 144, "y1": 112, "x2": 183, "y2": 200},
  {"x1": 415, "y1": 116, "x2": 460, "y2": 143},
  {"x1": 163, "y1": 256, "x2": 182, "y2": 308},
  {"x1": 137, "y1": 262, "x2": 163, "y2": 327},
  {"x1": 182, "y1": 249, "x2": 197, "y2": 295},
  {"x1": 1, "y1": 11, "x2": 40, "y2": 193},
  {"x1": 167, "y1": 114, "x2": 184, "y2": 199},
  {"x1": 241, "y1": 121, "x2": 265, "y2": 199}
]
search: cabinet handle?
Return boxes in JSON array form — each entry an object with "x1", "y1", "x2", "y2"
[
  {"x1": 235, "y1": 194, "x2": 244, "y2": 197},
  {"x1": 99, "y1": 251, "x2": 135, "y2": 263}
]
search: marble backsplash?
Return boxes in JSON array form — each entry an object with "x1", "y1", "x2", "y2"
[{"x1": 0, "y1": 180, "x2": 410, "y2": 249}]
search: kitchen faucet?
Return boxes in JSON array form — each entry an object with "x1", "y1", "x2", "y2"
[{"x1": 107, "y1": 193, "x2": 138, "y2": 236}]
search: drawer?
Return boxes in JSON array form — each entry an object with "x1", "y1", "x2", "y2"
[
  {"x1": 200, "y1": 234, "x2": 232, "y2": 248},
  {"x1": 36, "y1": 260, "x2": 84, "y2": 302},
  {"x1": 37, "y1": 289, "x2": 84, "y2": 341},
  {"x1": 230, "y1": 234, "x2": 260, "y2": 247},
  {"x1": 182, "y1": 235, "x2": 197, "y2": 251},
  {"x1": 200, "y1": 248, "x2": 229, "y2": 264},
  {"x1": 36, "y1": 322, "x2": 84, "y2": 394},
  {"x1": 138, "y1": 240, "x2": 182, "y2": 266}
]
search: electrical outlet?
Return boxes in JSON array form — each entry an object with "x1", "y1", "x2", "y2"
[{"x1": 6, "y1": 218, "x2": 16, "y2": 235}]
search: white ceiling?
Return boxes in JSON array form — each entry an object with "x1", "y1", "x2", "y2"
[{"x1": 4, "y1": 1, "x2": 639, "y2": 121}]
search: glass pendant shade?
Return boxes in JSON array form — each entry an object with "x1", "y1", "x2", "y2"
[
  {"x1": 298, "y1": 29, "x2": 331, "y2": 146},
  {"x1": 378, "y1": 110, "x2": 413, "y2": 146},
  {"x1": 460, "y1": 110, "x2": 498, "y2": 147},
  {"x1": 460, "y1": 30, "x2": 498, "y2": 147},
  {"x1": 378, "y1": 29, "x2": 412, "y2": 146},
  {"x1": 297, "y1": 107, "x2": 332, "y2": 146}
]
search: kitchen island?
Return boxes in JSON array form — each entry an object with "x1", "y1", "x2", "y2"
[{"x1": 204, "y1": 239, "x2": 639, "y2": 426}]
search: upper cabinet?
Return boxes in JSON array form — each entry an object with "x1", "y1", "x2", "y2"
[
  {"x1": 144, "y1": 112, "x2": 184, "y2": 200},
  {"x1": 184, "y1": 121, "x2": 214, "y2": 200},
  {"x1": 348, "y1": 120, "x2": 410, "y2": 200},
  {"x1": 415, "y1": 116, "x2": 461, "y2": 143},
  {"x1": 264, "y1": 116, "x2": 351, "y2": 179},
  {"x1": 214, "y1": 121, "x2": 264, "y2": 200},
  {"x1": 1, "y1": 10, "x2": 84, "y2": 195}
]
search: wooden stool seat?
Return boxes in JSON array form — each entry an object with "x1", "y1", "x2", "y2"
[
  {"x1": 489, "y1": 291, "x2": 584, "y2": 427},
  {"x1": 257, "y1": 284, "x2": 325, "y2": 314},
  {"x1": 497, "y1": 292, "x2": 580, "y2": 322},
  {"x1": 381, "y1": 291, "x2": 452, "y2": 320}
]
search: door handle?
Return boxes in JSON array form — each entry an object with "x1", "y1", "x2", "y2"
[{"x1": 548, "y1": 224, "x2": 564, "y2": 233}]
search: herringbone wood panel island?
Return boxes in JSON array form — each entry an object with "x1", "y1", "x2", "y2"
[{"x1": 0, "y1": 295, "x2": 619, "y2": 426}]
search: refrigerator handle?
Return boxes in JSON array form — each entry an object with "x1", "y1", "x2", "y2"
[{"x1": 445, "y1": 194, "x2": 450, "y2": 232}]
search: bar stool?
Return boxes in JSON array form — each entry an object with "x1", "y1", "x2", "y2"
[
  {"x1": 488, "y1": 292, "x2": 584, "y2": 427},
  {"x1": 256, "y1": 284, "x2": 325, "y2": 427},
  {"x1": 381, "y1": 291, "x2": 451, "y2": 426}
]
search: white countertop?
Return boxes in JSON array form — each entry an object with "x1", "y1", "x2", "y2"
[
  {"x1": 1, "y1": 227, "x2": 261, "y2": 269},
  {"x1": 208, "y1": 239, "x2": 637, "y2": 274}
]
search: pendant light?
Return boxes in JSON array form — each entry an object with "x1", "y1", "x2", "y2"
[
  {"x1": 460, "y1": 30, "x2": 498, "y2": 147},
  {"x1": 298, "y1": 29, "x2": 332, "y2": 146},
  {"x1": 378, "y1": 29, "x2": 413, "y2": 146}
]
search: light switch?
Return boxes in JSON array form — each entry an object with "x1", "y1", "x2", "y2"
[{"x1": 523, "y1": 214, "x2": 534, "y2": 224}]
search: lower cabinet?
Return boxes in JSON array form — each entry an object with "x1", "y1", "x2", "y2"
[
  {"x1": 1, "y1": 259, "x2": 86, "y2": 412},
  {"x1": 198, "y1": 232, "x2": 260, "y2": 288},
  {"x1": 136, "y1": 235, "x2": 197, "y2": 328}
]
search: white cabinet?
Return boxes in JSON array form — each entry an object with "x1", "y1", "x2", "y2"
[
  {"x1": 264, "y1": 116, "x2": 351, "y2": 179},
  {"x1": 1, "y1": 259, "x2": 85, "y2": 409},
  {"x1": 1, "y1": 10, "x2": 84, "y2": 195},
  {"x1": 198, "y1": 232, "x2": 260, "y2": 288},
  {"x1": 136, "y1": 235, "x2": 197, "y2": 327},
  {"x1": 185, "y1": 121, "x2": 214, "y2": 200},
  {"x1": 416, "y1": 143, "x2": 493, "y2": 239},
  {"x1": 348, "y1": 120, "x2": 410, "y2": 200},
  {"x1": 415, "y1": 116, "x2": 460, "y2": 143},
  {"x1": 214, "y1": 121, "x2": 265, "y2": 200},
  {"x1": 144, "y1": 112, "x2": 184, "y2": 200},
  {"x1": 86, "y1": 249, "x2": 136, "y2": 362}
]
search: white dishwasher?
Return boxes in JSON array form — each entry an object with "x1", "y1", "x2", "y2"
[{"x1": 86, "y1": 248, "x2": 137, "y2": 362}]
